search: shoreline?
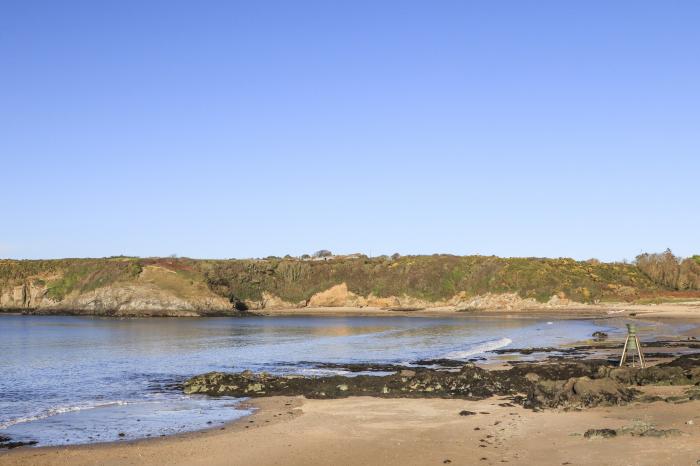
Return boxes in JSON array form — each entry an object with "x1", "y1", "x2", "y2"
[
  {"x1": 0, "y1": 396, "x2": 302, "y2": 464},
  {"x1": 3, "y1": 330, "x2": 698, "y2": 453},
  {"x1": 3, "y1": 393, "x2": 700, "y2": 466},
  {"x1": 2, "y1": 310, "x2": 699, "y2": 465},
  {"x1": 2, "y1": 299, "x2": 699, "y2": 320}
]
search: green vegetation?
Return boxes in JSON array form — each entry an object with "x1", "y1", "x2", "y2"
[
  {"x1": 2, "y1": 251, "x2": 699, "y2": 307},
  {"x1": 47, "y1": 260, "x2": 143, "y2": 300},
  {"x1": 202, "y1": 254, "x2": 670, "y2": 305},
  {"x1": 0, "y1": 258, "x2": 142, "y2": 301},
  {"x1": 635, "y1": 249, "x2": 700, "y2": 291}
]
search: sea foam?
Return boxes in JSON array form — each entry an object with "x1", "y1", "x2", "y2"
[
  {"x1": 441, "y1": 337, "x2": 513, "y2": 360},
  {"x1": 0, "y1": 401, "x2": 129, "y2": 430}
]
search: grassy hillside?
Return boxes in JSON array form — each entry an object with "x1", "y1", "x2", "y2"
[
  {"x1": 3, "y1": 253, "x2": 699, "y2": 312},
  {"x1": 0, "y1": 257, "x2": 204, "y2": 303},
  {"x1": 202, "y1": 255, "x2": 666, "y2": 305},
  {"x1": 2, "y1": 252, "x2": 699, "y2": 312},
  {"x1": 0, "y1": 257, "x2": 143, "y2": 301}
]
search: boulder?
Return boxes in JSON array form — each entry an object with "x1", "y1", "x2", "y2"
[{"x1": 584, "y1": 428, "x2": 617, "y2": 439}]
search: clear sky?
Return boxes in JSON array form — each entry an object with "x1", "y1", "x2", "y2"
[{"x1": 2, "y1": 1, "x2": 698, "y2": 261}]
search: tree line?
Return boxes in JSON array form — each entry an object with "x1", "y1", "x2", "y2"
[{"x1": 635, "y1": 249, "x2": 700, "y2": 290}]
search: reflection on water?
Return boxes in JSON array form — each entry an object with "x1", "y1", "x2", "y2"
[{"x1": 0, "y1": 314, "x2": 680, "y2": 447}]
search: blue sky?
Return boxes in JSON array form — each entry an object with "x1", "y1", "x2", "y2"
[{"x1": 1, "y1": 1, "x2": 698, "y2": 261}]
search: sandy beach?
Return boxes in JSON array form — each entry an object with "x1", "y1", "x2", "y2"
[
  {"x1": 2, "y1": 393, "x2": 699, "y2": 466},
  {"x1": 253, "y1": 300, "x2": 700, "y2": 320}
]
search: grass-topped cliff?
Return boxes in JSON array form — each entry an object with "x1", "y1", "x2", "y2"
[{"x1": 1, "y1": 252, "x2": 699, "y2": 315}]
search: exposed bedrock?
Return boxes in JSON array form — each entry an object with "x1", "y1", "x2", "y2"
[{"x1": 184, "y1": 355, "x2": 700, "y2": 410}]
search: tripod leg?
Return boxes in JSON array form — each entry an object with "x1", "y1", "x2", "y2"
[
  {"x1": 636, "y1": 336, "x2": 645, "y2": 368},
  {"x1": 619, "y1": 336, "x2": 629, "y2": 367}
]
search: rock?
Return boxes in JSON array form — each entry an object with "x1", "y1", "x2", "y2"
[
  {"x1": 0, "y1": 440, "x2": 39, "y2": 449},
  {"x1": 0, "y1": 265, "x2": 234, "y2": 316},
  {"x1": 617, "y1": 421, "x2": 683, "y2": 438},
  {"x1": 601, "y1": 365, "x2": 691, "y2": 386},
  {"x1": 591, "y1": 331, "x2": 608, "y2": 341},
  {"x1": 118, "y1": 433, "x2": 126, "y2": 437},
  {"x1": 638, "y1": 428, "x2": 682, "y2": 438},
  {"x1": 259, "y1": 292, "x2": 298, "y2": 310},
  {"x1": 459, "y1": 410, "x2": 477, "y2": 416},
  {"x1": 527, "y1": 376, "x2": 637, "y2": 409},
  {"x1": 307, "y1": 283, "x2": 362, "y2": 307},
  {"x1": 182, "y1": 354, "x2": 698, "y2": 410},
  {"x1": 547, "y1": 294, "x2": 571, "y2": 306},
  {"x1": 584, "y1": 429, "x2": 617, "y2": 439},
  {"x1": 457, "y1": 292, "x2": 539, "y2": 311}
]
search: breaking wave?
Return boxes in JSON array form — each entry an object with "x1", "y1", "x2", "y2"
[
  {"x1": 0, "y1": 401, "x2": 129, "y2": 430},
  {"x1": 441, "y1": 337, "x2": 513, "y2": 360}
]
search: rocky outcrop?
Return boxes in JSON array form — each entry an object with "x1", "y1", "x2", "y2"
[
  {"x1": 0, "y1": 435, "x2": 38, "y2": 449},
  {"x1": 291, "y1": 284, "x2": 560, "y2": 311},
  {"x1": 307, "y1": 283, "x2": 361, "y2": 307},
  {"x1": 456, "y1": 292, "x2": 541, "y2": 311},
  {"x1": 1, "y1": 265, "x2": 234, "y2": 316},
  {"x1": 584, "y1": 422, "x2": 684, "y2": 440},
  {"x1": 258, "y1": 292, "x2": 303, "y2": 310},
  {"x1": 527, "y1": 376, "x2": 638, "y2": 409},
  {"x1": 183, "y1": 355, "x2": 700, "y2": 410},
  {"x1": 0, "y1": 282, "x2": 54, "y2": 310},
  {"x1": 597, "y1": 355, "x2": 700, "y2": 386},
  {"x1": 46, "y1": 283, "x2": 232, "y2": 316},
  {"x1": 184, "y1": 363, "x2": 530, "y2": 401}
]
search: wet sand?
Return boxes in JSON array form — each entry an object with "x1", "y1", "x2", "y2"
[{"x1": 2, "y1": 394, "x2": 699, "y2": 466}]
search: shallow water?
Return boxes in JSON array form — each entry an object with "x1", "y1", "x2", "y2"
[{"x1": 0, "y1": 314, "x2": 681, "y2": 447}]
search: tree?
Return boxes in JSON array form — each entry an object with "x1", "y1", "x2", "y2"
[
  {"x1": 678, "y1": 258, "x2": 700, "y2": 290},
  {"x1": 635, "y1": 249, "x2": 681, "y2": 289},
  {"x1": 313, "y1": 250, "x2": 333, "y2": 258}
]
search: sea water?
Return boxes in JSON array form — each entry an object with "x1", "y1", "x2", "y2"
[{"x1": 0, "y1": 314, "x2": 675, "y2": 447}]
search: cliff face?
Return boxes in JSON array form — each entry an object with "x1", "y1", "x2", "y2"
[
  {"x1": 0, "y1": 281, "x2": 54, "y2": 309},
  {"x1": 1, "y1": 254, "x2": 698, "y2": 316},
  {"x1": 0, "y1": 261, "x2": 233, "y2": 316}
]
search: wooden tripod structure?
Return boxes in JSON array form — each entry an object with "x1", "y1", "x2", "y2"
[{"x1": 619, "y1": 323, "x2": 645, "y2": 368}]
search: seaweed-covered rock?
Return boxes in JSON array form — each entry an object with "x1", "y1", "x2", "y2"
[
  {"x1": 183, "y1": 354, "x2": 699, "y2": 411},
  {"x1": 0, "y1": 436, "x2": 38, "y2": 449},
  {"x1": 526, "y1": 376, "x2": 638, "y2": 409},
  {"x1": 659, "y1": 353, "x2": 700, "y2": 370},
  {"x1": 599, "y1": 366, "x2": 691, "y2": 386},
  {"x1": 584, "y1": 428, "x2": 617, "y2": 439},
  {"x1": 617, "y1": 421, "x2": 683, "y2": 438},
  {"x1": 184, "y1": 364, "x2": 529, "y2": 400}
]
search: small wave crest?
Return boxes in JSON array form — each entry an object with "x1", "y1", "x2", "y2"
[
  {"x1": 441, "y1": 337, "x2": 513, "y2": 360},
  {"x1": 0, "y1": 401, "x2": 129, "y2": 430},
  {"x1": 294, "y1": 368, "x2": 353, "y2": 377}
]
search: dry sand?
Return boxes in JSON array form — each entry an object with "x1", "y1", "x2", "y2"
[
  {"x1": 255, "y1": 300, "x2": 700, "y2": 319},
  {"x1": 2, "y1": 393, "x2": 699, "y2": 466}
]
